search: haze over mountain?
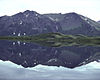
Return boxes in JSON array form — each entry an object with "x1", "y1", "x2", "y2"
[{"x1": 0, "y1": 10, "x2": 100, "y2": 36}]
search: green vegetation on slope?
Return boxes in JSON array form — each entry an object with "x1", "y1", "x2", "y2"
[{"x1": 0, "y1": 32, "x2": 100, "y2": 47}]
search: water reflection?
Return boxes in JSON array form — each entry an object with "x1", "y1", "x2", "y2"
[
  {"x1": 0, "y1": 40, "x2": 100, "y2": 68},
  {"x1": 0, "y1": 60, "x2": 100, "y2": 80}
]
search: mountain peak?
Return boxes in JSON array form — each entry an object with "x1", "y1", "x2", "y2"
[
  {"x1": 64, "y1": 12, "x2": 80, "y2": 18},
  {"x1": 23, "y1": 10, "x2": 38, "y2": 14},
  {"x1": 11, "y1": 10, "x2": 40, "y2": 19},
  {"x1": 24, "y1": 10, "x2": 31, "y2": 13},
  {"x1": 66, "y1": 12, "x2": 78, "y2": 15}
]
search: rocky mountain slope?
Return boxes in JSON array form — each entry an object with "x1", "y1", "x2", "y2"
[
  {"x1": 0, "y1": 10, "x2": 100, "y2": 36},
  {"x1": 45, "y1": 13, "x2": 100, "y2": 36},
  {"x1": 0, "y1": 10, "x2": 59, "y2": 36}
]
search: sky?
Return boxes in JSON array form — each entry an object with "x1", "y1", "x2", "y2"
[{"x1": 0, "y1": 0, "x2": 100, "y2": 21}]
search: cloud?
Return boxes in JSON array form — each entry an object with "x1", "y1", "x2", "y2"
[{"x1": 0, "y1": 0, "x2": 100, "y2": 20}]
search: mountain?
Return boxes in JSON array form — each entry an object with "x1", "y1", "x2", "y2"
[
  {"x1": 0, "y1": 10, "x2": 100, "y2": 36},
  {"x1": 45, "y1": 13, "x2": 100, "y2": 36},
  {"x1": 0, "y1": 10, "x2": 58, "y2": 36}
]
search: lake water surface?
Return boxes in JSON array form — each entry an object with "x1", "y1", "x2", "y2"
[{"x1": 0, "y1": 40, "x2": 100, "y2": 80}]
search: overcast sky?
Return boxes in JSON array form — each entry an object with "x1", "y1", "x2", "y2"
[{"x1": 0, "y1": 0, "x2": 100, "y2": 21}]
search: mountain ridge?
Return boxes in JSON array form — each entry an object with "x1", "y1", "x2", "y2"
[{"x1": 0, "y1": 10, "x2": 100, "y2": 36}]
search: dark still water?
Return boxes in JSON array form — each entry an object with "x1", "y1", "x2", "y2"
[{"x1": 0, "y1": 40, "x2": 100, "y2": 80}]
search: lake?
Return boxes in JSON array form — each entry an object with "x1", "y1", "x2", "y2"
[{"x1": 0, "y1": 40, "x2": 100, "y2": 80}]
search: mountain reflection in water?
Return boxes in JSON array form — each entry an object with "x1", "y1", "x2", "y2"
[
  {"x1": 0, "y1": 40, "x2": 100, "y2": 80},
  {"x1": 0, "y1": 40, "x2": 100, "y2": 69}
]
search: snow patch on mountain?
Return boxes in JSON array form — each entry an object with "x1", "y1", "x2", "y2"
[
  {"x1": 25, "y1": 14, "x2": 29, "y2": 18},
  {"x1": 18, "y1": 33, "x2": 21, "y2": 36},
  {"x1": 48, "y1": 17, "x2": 56, "y2": 21},
  {"x1": 19, "y1": 21, "x2": 23, "y2": 24}
]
